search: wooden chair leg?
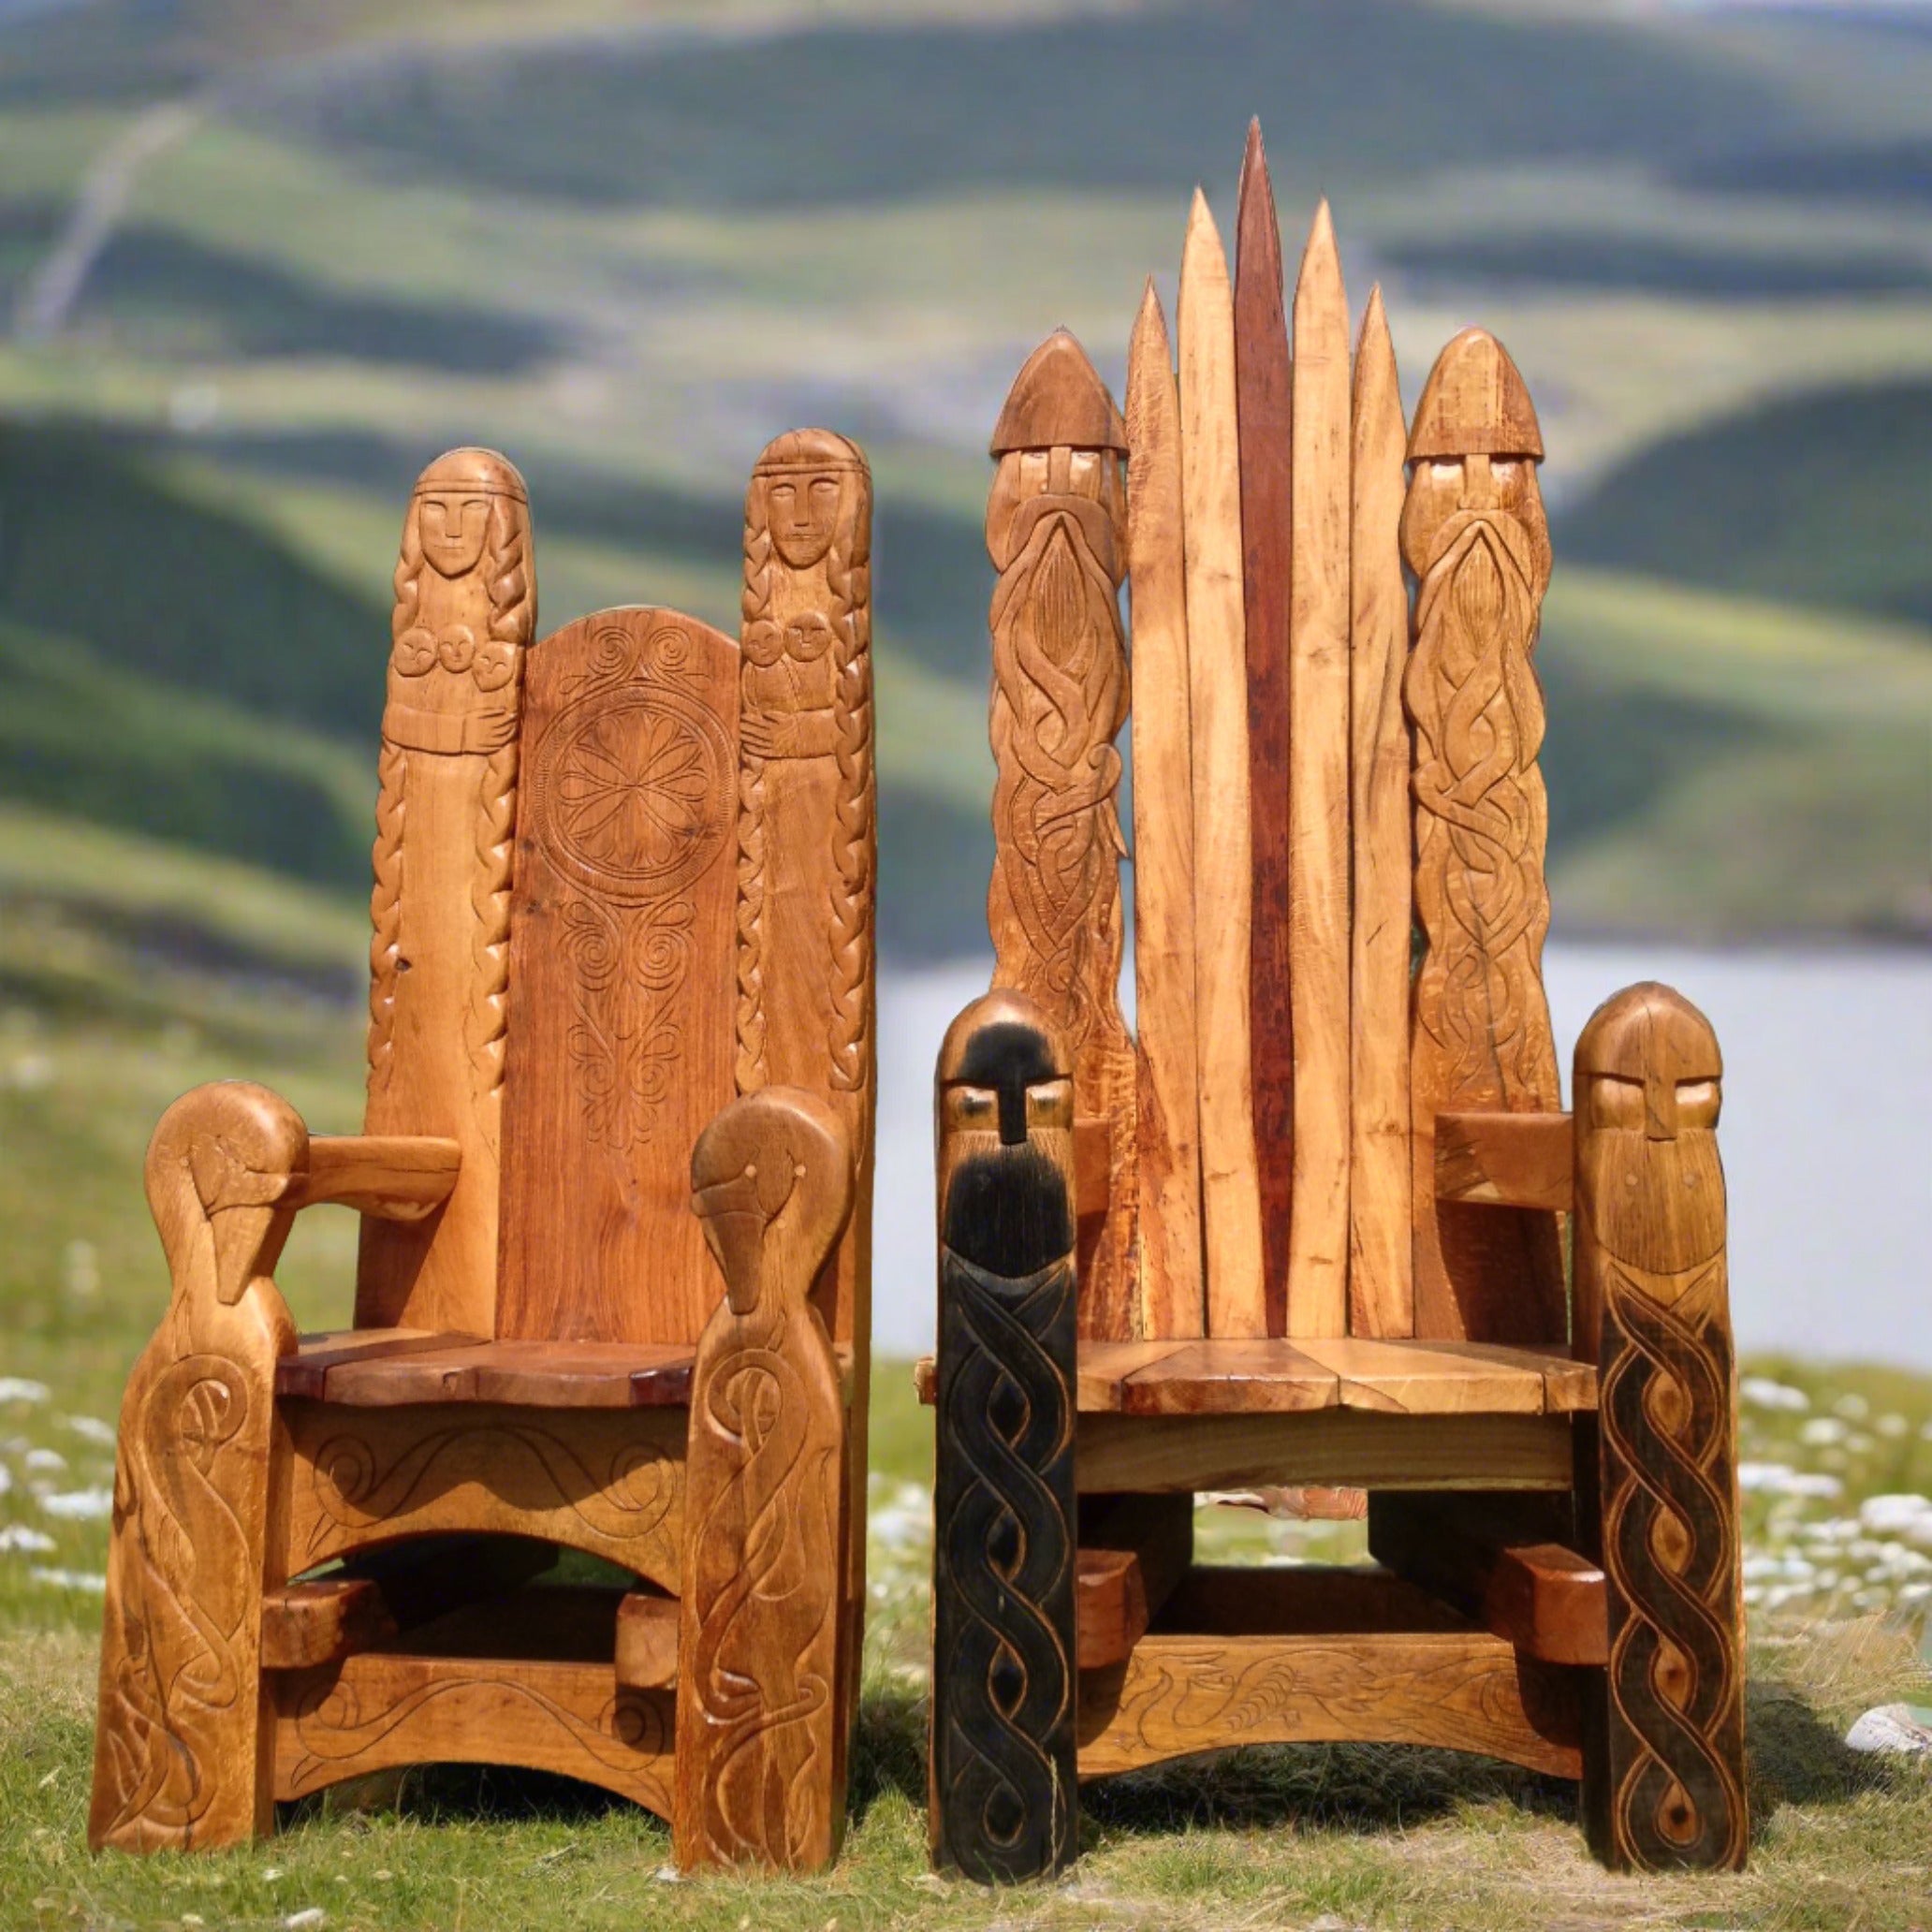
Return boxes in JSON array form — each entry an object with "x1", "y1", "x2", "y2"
[
  {"x1": 674, "y1": 1089, "x2": 854, "y2": 1873},
  {"x1": 90, "y1": 1084, "x2": 303, "y2": 1852},
  {"x1": 1573, "y1": 984, "x2": 1748, "y2": 1871},
  {"x1": 930, "y1": 994, "x2": 1080, "y2": 1881}
]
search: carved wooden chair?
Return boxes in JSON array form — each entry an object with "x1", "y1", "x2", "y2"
[
  {"x1": 924, "y1": 124, "x2": 1746, "y2": 1881},
  {"x1": 90, "y1": 432, "x2": 878, "y2": 1873}
]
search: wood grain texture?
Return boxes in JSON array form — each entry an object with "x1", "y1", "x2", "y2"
[
  {"x1": 1368, "y1": 1492, "x2": 1608, "y2": 1667},
  {"x1": 1077, "y1": 1627, "x2": 1579, "y2": 1779},
  {"x1": 1117, "y1": 1339, "x2": 1339, "y2": 1416},
  {"x1": 358, "y1": 448, "x2": 534, "y2": 1335},
  {"x1": 1075, "y1": 1493, "x2": 1193, "y2": 1670},
  {"x1": 1235, "y1": 123, "x2": 1295, "y2": 1329},
  {"x1": 496, "y1": 607, "x2": 740, "y2": 1346},
  {"x1": 281, "y1": 1398, "x2": 686, "y2": 1593},
  {"x1": 1402, "y1": 330, "x2": 1565, "y2": 1343},
  {"x1": 1126, "y1": 281, "x2": 1204, "y2": 1340},
  {"x1": 675, "y1": 1089, "x2": 853, "y2": 1872},
  {"x1": 1573, "y1": 984, "x2": 1746, "y2": 1871},
  {"x1": 1435, "y1": 1110, "x2": 1573, "y2": 1211},
  {"x1": 1294, "y1": 1337, "x2": 1545, "y2": 1414},
  {"x1": 986, "y1": 332, "x2": 1138, "y2": 1339},
  {"x1": 260, "y1": 1578, "x2": 394, "y2": 1672},
  {"x1": 1179, "y1": 190, "x2": 1266, "y2": 1338},
  {"x1": 1077, "y1": 1409, "x2": 1573, "y2": 1496},
  {"x1": 616, "y1": 1589, "x2": 681, "y2": 1690},
  {"x1": 274, "y1": 1328, "x2": 478, "y2": 1400},
  {"x1": 298, "y1": 1339, "x2": 697, "y2": 1408},
  {"x1": 91, "y1": 1083, "x2": 303, "y2": 1852},
  {"x1": 1286, "y1": 200, "x2": 1353, "y2": 1339},
  {"x1": 292, "y1": 1135, "x2": 460, "y2": 1219},
  {"x1": 930, "y1": 992, "x2": 1080, "y2": 1882},
  {"x1": 1347, "y1": 286, "x2": 1413, "y2": 1338}
]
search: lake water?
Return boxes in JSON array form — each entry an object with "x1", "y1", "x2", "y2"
[{"x1": 871, "y1": 944, "x2": 1932, "y2": 1369}]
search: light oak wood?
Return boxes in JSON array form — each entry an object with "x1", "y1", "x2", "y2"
[
  {"x1": 1403, "y1": 330, "x2": 1565, "y2": 1343},
  {"x1": 260, "y1": 1578, "x2": 394, "y2": 1672},
  {"x1": 1077, "y1": 1408, "x2": 1574, "y2": 1495},
  {"x1": 1435, "y1": 1109, "x2": 1573, "y2": 1210},
  {"x1": 299, "y1": 1338, "x2": 697, "y2": 1408},
  {"x1": 275, "y1": 1328, "x2": 478, "y2": 1400},
  {"x1": 357, "y1": 448, "x2": 534, "y2": 1336},
  {"x1": 496, "y1": 606, "x2": 740, "y2": 1347},
  {"x1": 615, "y1": 1588, "x2": 681, "y2": 1690},
  {"x1": 1126, "y1": 280, "x2": 1204, "y2": 1340},
  {"x1": 1179, "y1": 188, "x2": 1266, "y2": 1338},
  {"x1": 1236, "y1": 120, "x2": 1295, "y2": 1328},
  {"x1": 677, "y1": 1089, "x2": 852, "y2": 1871},
  {"x1": 1347, "y1": 285, "x2": 1413, "y2": 1339},
  {"x1": 291, "y1": 1135, "x2": 461, "y2": 1219},
  {"x1": 1573, "y1": 983, "x2": 1746, "y2": 1871},
  {"x1": 1078, "y1": 1625, "x2": 1579, "y2": 1779},
  {"x1": 986, "y1": 331, "x2": 1138, "y2": 1339},
  {"x1": 1368, "y1": 1493, "x2": 1608, "y2": 1668},
  {"x1": 1286, "y1": 199, "x2": 1352, "y2": 1339},
  {"x1": 1295, "y1": 1336, "x2": 1545, "y2": 1415},
  {"x1": 1075, "y1": 1493, "x2": 1193, "y2": 1670},
  {"x1": 1118, "y1": 1339, "x2": 1339, "y2": 1416}
]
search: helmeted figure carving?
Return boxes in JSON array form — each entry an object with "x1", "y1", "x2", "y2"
[
  {"x1": 1573, "y1": 983, "x2": 1746, "y2": 1872},
  {"x1": 1402, "y1": 330, "x2": 1564, "y2": 1340},
  {"x1": 929, "y1": 992, "x2": 1079, "y2": 1883}
]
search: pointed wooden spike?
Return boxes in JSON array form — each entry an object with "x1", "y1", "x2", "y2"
[
  {"x1": 990, "y1": 327, "x2": 1130, "y2": 455},
  {"x1": 1127, "y1": 279, "x2": 1204, "y2": 1342},
  {"x1": 1407, "y1": 327, "x2": 1543, "y2": 461},
  {"x1": 1178, "y1": 186, "x2": 1266, "y2": 1339},
  {"x1": 1235, "y1": 115, "x2": 1294, "y2": 1339},
  {"x1": 1285, "y1": 197, "x2": 1352, "y2": 1339},
  {"x1": 1347, "y1": 285, "x2": 1414, "y2": 1339}
]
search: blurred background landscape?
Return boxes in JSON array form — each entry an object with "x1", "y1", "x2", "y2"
[{"x1": 0, "y1": 0, "x2": 1926, "y2": 1390}]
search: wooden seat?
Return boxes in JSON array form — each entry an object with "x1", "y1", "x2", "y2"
[
  {"x1": 91, "y1": 433, "x2": 880, "y2": 1874},
  {"x1": 925, "y1": 123, "x2": 1746, "y2": 1883}
]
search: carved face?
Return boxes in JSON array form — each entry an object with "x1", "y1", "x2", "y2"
[
  {"x1": 768, "y1": 472, "x2": 842, "y2": 569},
  {"x1": 417, "y1": 490, "x2": 492, "y2": 578}
]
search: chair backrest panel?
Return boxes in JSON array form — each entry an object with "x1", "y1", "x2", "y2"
[
  {"x1": 496, "y1": 607, "x2": 740, "y2": 1346},
  {"x1": 356, "y1": 447, "x2": 534, "y2": 1336}
]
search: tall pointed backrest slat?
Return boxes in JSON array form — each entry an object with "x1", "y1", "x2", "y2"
[
  {"x1": 1346, "y1": 287, "x2": 1414, "y2": 1338},
  {"x1": 1235, "y1": 126, "x2": 1295, "y2": 1333},
  {"x1": 356, "y1": 447, "x2": 534, "y2": 1334},
  {"x1": 1402, "y1": 329, "x2": 1566, "y2": 1344},
  {"x1": 1178, "y1": 194, "x2": 1266, "y2": 1339},
  {"x1": 495, "y1": 607, "x2": 740, "y2": 1344},
  {"x1": 1126, "y1": 284, "x2": 1204, "y2": 1341},
  {"x1": 985, "y1": 330, "x2": 1139, "y2": 1339},
  {"x1": 735, "y1": 430, "x2": 876, "y2": 1356},
  {"x1": 1284, "y1": 200, "x2": 1353, "y2": 1340}
]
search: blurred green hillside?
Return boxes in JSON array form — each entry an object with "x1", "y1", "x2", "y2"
[{"x1": 1, "y1": 0, "x2": 1929, "y2": 985}]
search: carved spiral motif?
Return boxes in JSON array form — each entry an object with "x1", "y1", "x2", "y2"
[
  {"x1": 365, "y1": 740, "x2": 407, "y2": 1097},
  {"x1": 932, "y1": 1244, "x2": 1077, "y2": 1881},
  {"x1": 1599, "y1": 1266, "x2": 1747, "y2": 1868}
]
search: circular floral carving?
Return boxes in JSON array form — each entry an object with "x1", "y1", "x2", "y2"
[{"x1": 532, "y1": 684, "x2": 732, "y2": 902}]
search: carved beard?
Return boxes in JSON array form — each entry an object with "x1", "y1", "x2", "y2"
[
  {"x1": 941, "y1": 1125, "x2": 1076, "y2": 1281},
  {"x1": 1578, "y1": 1128, "x2": 1726, "y2": 1278}
]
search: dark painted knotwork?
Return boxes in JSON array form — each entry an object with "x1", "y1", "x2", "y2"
[
  {"x1": 930, "y1": 992, "x2": 1079, "y2": 1882},
  {"x1": 1574, "y1": 983, "x2": 1747, "y2": 1872}
]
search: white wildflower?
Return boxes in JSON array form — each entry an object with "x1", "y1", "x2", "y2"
[
  {"x1": 1859, "y1": 1494, "x2": 1932, "y2": 1542},
  {"x1": 0, "y1": 1379, "x2": 51, "y2": 1404},
  {"x1": 1833, "y1": 1393, "x2": 1870, "y2": 1423},
  {"x1": 23, "y1": 1448, "x2": 66, "y2": 1472},
  {"x1": 7, "y1": 1052, "x2": 53, "y2": 1091},
  {"x1": 61, "y1": 1414, "x2": 115, "y2": 1447},
  {"x1": 39, "y1": 1486, "x2": 111, "y2": 1520},
  {"x1": 1877, "y1": 1413, "x2": 1910, "y2": 1440},
  {"x1": 1740, "y1": 1377, "x2": 1808, "y2": 1412},
  {"x1": 1800, "y1": 1417, "x2": 1847, "y2": 1446},
  {"x1": 0, "y1": 1525, "x2": 55, "y2": 1553},
  {"x1": 29, "y1": 1568, "x2": 106, "y2": 1592}
]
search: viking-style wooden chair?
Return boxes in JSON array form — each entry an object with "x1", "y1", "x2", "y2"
[
  {"x1": 90, "y1": 432, "x2": 878, "y2": 1872},
  {"x1": 924, "y1": 124, "x2": 1746, "y2": 1880}
]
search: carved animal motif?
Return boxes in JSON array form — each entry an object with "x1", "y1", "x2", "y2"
[
  {"x1": 675, "y1": 1089, "x2": 853, "y2": 1871},
  {"x1": 358, "y1": 447, "x2": 535, "y2": 1334},
  {"x1": 1401, "y1": 332, "x2": 1565, "y2": 1342},
  {"x1": 91, "y1": 1085, "x2": 303, "y2": 1852},
  {"x1": 1574, "y1": 984, "x2": 1747, "y2": 1872},
  {"x1": 985, "y1": 331, "x2": 1137, "y2": 1335},
  {"x1": 930, "y1": 993, "x2": 1079, "y2": 1883}
]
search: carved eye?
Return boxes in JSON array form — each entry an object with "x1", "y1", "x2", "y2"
[
  {"x1": 1588, "y1": 1076, "x2": 1645, "y2": 1130},
  {"x1": 1026, "y1": 1078, "x2": 1074, "y2": 1132},
  {"x1": 944, "y1": 1087, "x2": 997, "y2": 1132},
  {"x1": 1676, "y1": 1078, "x2": 1720, "y2": 1129}
]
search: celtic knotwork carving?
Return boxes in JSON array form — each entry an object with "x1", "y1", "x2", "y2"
[{"x1": 931, "y1": 994, "x2": 1079, "y2": 1882}]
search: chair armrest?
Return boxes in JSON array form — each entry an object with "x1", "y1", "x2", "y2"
[
  {"x1": 289, "y1": 1135, "x2": 461, "y2": 1222},
  {"x1": 1433, "y1": 1109, "x2": 1573, "y2": 1210}
]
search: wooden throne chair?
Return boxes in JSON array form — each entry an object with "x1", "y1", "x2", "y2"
[
  {"x1": 90, "y1": 432, "x2": 878, "y2": 1873},
  {"x1": 923, "y1": 124, "x2": 1747, "y2": 1881}
]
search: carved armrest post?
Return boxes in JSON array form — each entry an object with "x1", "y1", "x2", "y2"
[
  {"x1": 929, "y1": 992, "x2": 1080, "y2": 1882},
  {"x1": 90, "y1": 1082, "x2": 308, "y2": 1852},
  {"x1": 674, "y1": 1087, "x2": 854, "y2": 1873},
  {"x1": 1573, "y1": 985, "x2": 1747, "y2": 1872}
]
